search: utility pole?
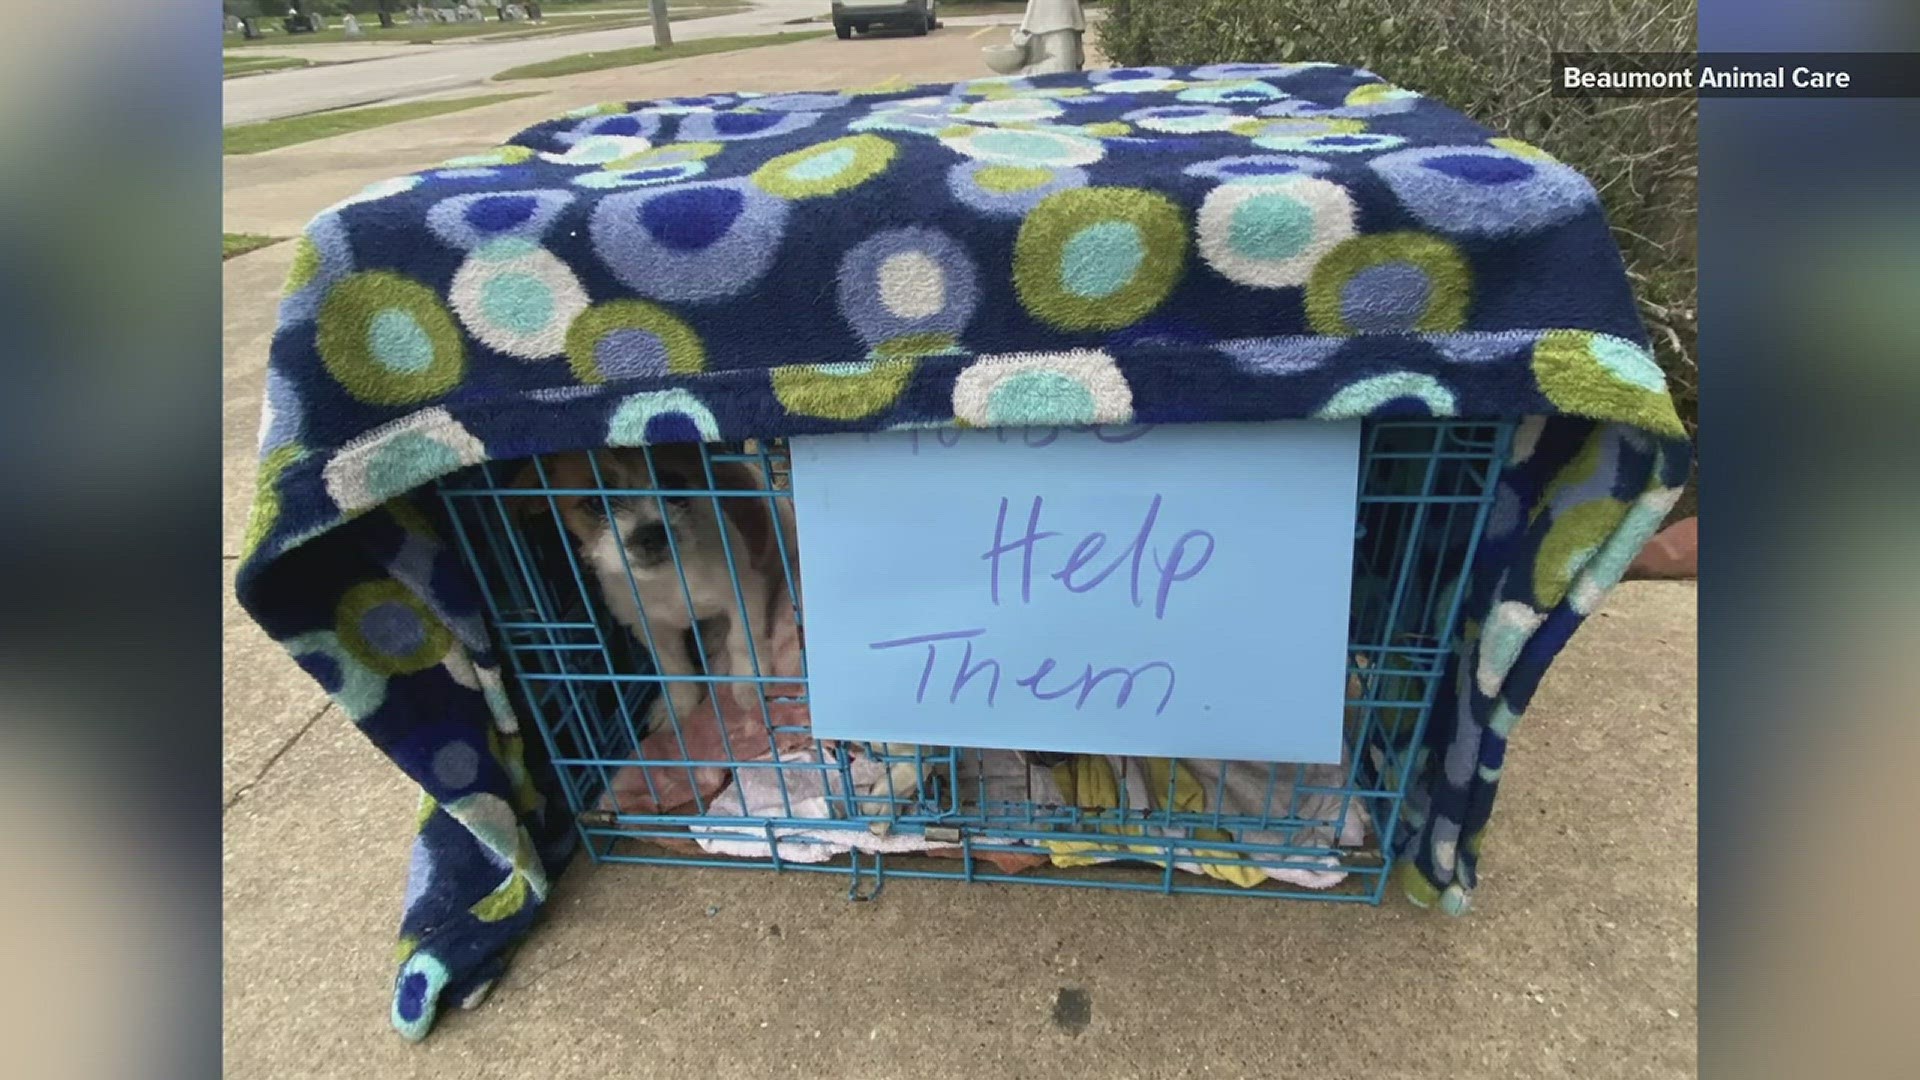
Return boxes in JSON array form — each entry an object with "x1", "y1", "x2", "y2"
[{"x1": 649, "y1": 0, "x2": 673, "y2": 48}]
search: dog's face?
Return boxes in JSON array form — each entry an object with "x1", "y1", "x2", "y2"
[
  {"x1": 513, "y1": 447, "x2": 791, "y2": 717},
  {"x1": 544, "y1": 452, "x2": 690, "y2": 569},
  {"x1": 530, "y1": 447, "x2": 717, "y2": 578}
]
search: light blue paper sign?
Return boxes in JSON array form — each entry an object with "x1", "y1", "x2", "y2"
[{"x1": 787, "y1": 421, "x2": 1361, "y2": 763}]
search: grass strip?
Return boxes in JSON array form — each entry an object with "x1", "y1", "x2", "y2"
[
  {"x1": 223, "y1": 233, "x2": 286, "y2": 260},
  {"x1": 223, "y1": 55, "x2": 312, "y2": 78},
  {"x1": 223, "y1": 93, "x2": 540, "y2": 155},
  {"x1": 493, "y1": 30, "x2": 830, "y2": 80}
]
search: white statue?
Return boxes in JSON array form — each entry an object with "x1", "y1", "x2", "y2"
[{"x1": 984, "y1": 0, "x2": 1085, "y2": 77}]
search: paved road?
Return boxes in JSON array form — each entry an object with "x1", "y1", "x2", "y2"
[{"x1": 224, "y1": 0, "x2": 829, "y2": 126}]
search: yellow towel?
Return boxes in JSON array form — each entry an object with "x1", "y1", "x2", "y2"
[{"x1": 1040, "y1": 756, "x2": 1266, "y2": 888}]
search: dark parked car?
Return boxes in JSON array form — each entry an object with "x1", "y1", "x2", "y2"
[{"x1": 832, "y1": 0, "x2": 940, "y2": 39}]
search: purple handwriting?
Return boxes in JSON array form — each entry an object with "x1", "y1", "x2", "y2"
[
  {"x1": 849, "y1": 422, "x2": 1206, "y2": 719},
  {"x1": 888, "y1": 424, "x2": 1155, "y2": 454},
  {"x1": 981, "y1": 494, "x2": 1216, "y2": 618},
  {"x1": 869, "y1": 628, "x2": 1177, "y2": 715}
]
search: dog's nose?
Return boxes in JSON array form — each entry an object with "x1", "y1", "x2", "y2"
[{"x1": 626, "y1": 522, "x2": 673, "y2": 563}]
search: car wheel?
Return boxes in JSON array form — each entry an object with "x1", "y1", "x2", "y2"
[{"x1": 834, "y1": 20, "x2": 850, "y2": 40}]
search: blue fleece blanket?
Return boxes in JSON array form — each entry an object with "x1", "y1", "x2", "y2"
[{"x1": 236, "y1": 64, "x2": 1690, "y2": 1040}]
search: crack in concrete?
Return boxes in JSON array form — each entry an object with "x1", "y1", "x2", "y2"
[
  {"x1": 225, "y1": 701, "x2": 334, "y2": 812},
  {"x1": 494, "y1": 948, "x2": 592, "y2": 995}
]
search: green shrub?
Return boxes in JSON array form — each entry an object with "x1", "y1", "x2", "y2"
[{"x1": 1099, "y1": 0, "x2": 1698, "y2": 438}]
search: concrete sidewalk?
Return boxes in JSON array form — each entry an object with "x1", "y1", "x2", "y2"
[
  {"x1": 226, "y1": 0, "x2": 828, "y2": 124},
  {"x1": 223, "y1": 580, "x2": 1697, "y2": 1078},
  {"x1": 223, "y1": 29, "x2": 1030, "y2": 236},
  {"x1": 222, "y1": 30, "x2": 1697, "y2": 1079}
]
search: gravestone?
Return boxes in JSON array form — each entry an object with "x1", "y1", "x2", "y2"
[{"x1": 342, "y1": 13, "x2": 362, "y2": 36}]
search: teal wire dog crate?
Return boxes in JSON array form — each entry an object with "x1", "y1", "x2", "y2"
[
  {"x1": 434, "y1": 418, "x2": 1513, "y2": 902},
  {"x1": 237, "y1": 64, "x2": 1693, "y2": 1036}
]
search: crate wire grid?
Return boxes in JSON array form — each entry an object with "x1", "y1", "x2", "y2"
[{"x1": 435, "y1": 420, "x2": 1514, "y2": 903}]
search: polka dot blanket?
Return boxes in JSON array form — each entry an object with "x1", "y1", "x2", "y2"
[{"x1": 235, "y1": 64, "x2": 1691, "y2": 1040}]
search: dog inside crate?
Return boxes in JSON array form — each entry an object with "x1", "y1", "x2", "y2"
[{"x1": 435, "y1": 421, "x2": 1510, "y2": 900}]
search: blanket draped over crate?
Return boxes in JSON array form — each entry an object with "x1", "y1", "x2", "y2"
[{"x1": 235, "y1": 64, "x2": 1690, "y2": 1040}]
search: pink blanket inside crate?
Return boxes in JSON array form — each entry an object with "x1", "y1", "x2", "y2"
[
  {"x1": 594, "y1": 473, "x2": 816, "y2": 817},
  {"x1": 596, "y1": 580, "x2": 812, "y2": 817}
]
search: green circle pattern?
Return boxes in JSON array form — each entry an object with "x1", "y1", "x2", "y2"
[
  {"x1": 1533, "y1": 498, "x2": 1628, "y2": 609},
  {"x1": 317, "y1": 271, "x2": 466, "y2": 406},
  {"x1": 1014, "y1": 187, "x2": 1187, "y2": 331},
  {"x1": 772, "y1": 359, "x2": 917, "y2": 420},
  {"x1": 1305, "y1": 232, "x2": 1470, "y2": 335},
  {"x1": 283, "y1": 236, "x2": 321, "y2": 297},
  {"x1": 240, "y1": 444, "x2": 304, "y2": 564},
  {"x1": 752, "y1": 135, "x2": 896, "y2": 199},
  {"x1": 1532, "y1": 330, "x2": 1686, "y2": 438},
  {"x1": 604, "y1": 141, "x2": 722, "y2": 172},
  {"x1": 336, "y1": 578, "x2": 454, "y2": 677},
  {"x1": 565, "y1": 300, "x2": 706, "y2": 384}
]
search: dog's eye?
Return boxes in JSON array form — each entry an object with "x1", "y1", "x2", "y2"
[
  {"x1": 576, "y1": 496, "x2": 626, "y2": 521},
  {"x1": 651, "y1": 470, "x2": 693, "y2": 506}
]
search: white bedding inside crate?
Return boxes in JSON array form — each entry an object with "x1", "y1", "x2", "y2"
[{"x1": 684, "y1": 748, "x2": 1370, "y2": 890}]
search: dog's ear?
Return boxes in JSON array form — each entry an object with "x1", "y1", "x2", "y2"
[
  {"x1": 711, "y1": 458, "x2": 799, "y2": 579},
  {"x1": 499, "y1": 456, "x2": 555, "y2": 522},
  {"x1": 501, "y1": 452, "x2": 596, "y2": 522}
]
